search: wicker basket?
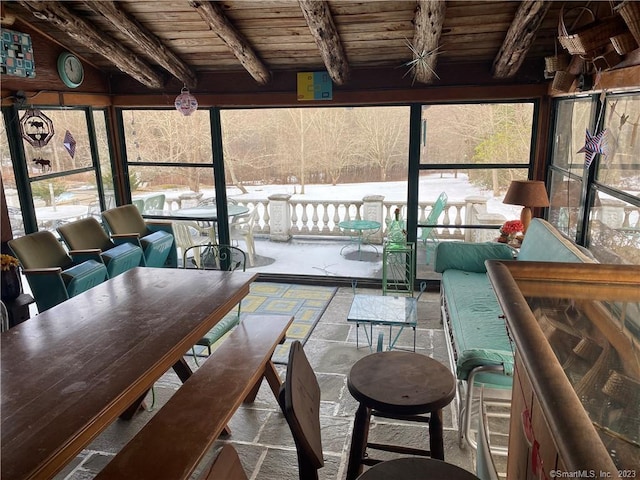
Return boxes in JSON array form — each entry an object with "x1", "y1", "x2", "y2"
[
  {"x1": 545, "y1": 53, "x2": 570, "y2": 73},
  {"x1": 602, "y1": 370, "x2": 640, "y2": 404},
  {"x1": 610, "y1": 31, "x2": 639, "y2": 54},
  {"x1": 615, "y1": 0, "x2": 640, "y2": 45},
  {"x1": 558, "y1": 5, "x2": 627, "y2": 55},
  {"x1": 551, "y1": 71, "x2": 576, "y2": 93}
]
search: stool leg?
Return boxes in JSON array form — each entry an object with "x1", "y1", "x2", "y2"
[
  {"x1": 429, "y1": 408, "x2": 445, "y2": 460},
  {"x1": 346, "y1": 403, "x2": 371, "y2": 480}
]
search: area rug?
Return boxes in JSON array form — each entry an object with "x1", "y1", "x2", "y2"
[{"x1": 196, "y1": 282, "x2": 337, "y2": 364}]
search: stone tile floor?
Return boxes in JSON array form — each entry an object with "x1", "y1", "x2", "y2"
[{"x1": 55, "y1": 285, "x2": 508, "y2": 480}]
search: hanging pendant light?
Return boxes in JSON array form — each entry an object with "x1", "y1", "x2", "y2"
[{"x1": 174, "y1": 87, "x2": 198, "y2": 116}]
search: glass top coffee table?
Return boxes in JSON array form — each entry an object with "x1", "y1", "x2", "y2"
[{"x1": 347, "y1": 294, "x2": 418, "y2": 352}]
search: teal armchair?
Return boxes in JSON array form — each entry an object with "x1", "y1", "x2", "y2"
[
  {"x1": 102, "y1": 205, "x2": 177, "y2": 268},
  {"x1": 8, "y1": 230, "x2": 108, "y2": 312},
  {"x1": 57, "y1": 217, "x2": 144, "y2": 278}
]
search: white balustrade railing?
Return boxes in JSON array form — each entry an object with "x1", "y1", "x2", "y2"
[{"x1": 228, "y1": 194, "x2": 496, "y2": 243}]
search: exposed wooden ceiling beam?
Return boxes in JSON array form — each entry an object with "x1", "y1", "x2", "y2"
[
  {"x1": 82, "y1": 1, "x2": 198, "y2": 89},
  {"x1": 298, "y1": 0, "x2": 349, "y2": 85},
  {"x1": 17, "y1": 0, "x2": 165, "y2": 89},
  {"x1": 188, "y1": 1, "x2": 270, "y2": 85},
  {"x1": 411, "y1": 0, "x2": 446, "y2": 84},
  {"x1": 492, "y1": 0, "x2": 552, "y2": 79}
]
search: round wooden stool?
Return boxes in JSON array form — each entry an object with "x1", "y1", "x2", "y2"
[
  {"x1": 356, "y1": 457, "x2": 480, "y2": 480},
  {"x1": 346, "y1": 351, "x2": 456, "y2": 480}
]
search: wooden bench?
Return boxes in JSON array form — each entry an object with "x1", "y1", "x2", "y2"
[{"x1": 94, "y1": 313, "x2": 293, "y2": 480}]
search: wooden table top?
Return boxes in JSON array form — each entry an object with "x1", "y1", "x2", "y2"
[{"x1": 0, "y1": 267, "x2": 256, "y2": 480}]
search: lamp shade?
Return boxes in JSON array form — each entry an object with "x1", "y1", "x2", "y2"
[
  {"x1": 503, "y1": 180, "x2": 550, "y2": 208},
  {"x1": 503, "y1": 180, "x2": 549, "y2": 233}
]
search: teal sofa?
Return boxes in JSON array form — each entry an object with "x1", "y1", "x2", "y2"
[{"x1": 434, "y1": 218, "x2": 595, "y2": 449}]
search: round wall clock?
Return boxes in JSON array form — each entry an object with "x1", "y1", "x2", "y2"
[{"x1": 57, "y1": 52, "x2": 84, "y2": 88}]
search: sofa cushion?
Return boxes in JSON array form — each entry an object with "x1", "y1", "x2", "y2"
[
  {"x1": 435, "y1": 242, "x2": 514, "y2": 273},
  {"x1": 441, "y1": 269, "x2": 513, "y2": 382},
  {"x1": 518, "y1": 218, "x2": 596, "y2": 263}
]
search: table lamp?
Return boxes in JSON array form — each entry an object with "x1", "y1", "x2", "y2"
[{"x1": 503, "y1": 180, "x2": 549, "y2": 233}]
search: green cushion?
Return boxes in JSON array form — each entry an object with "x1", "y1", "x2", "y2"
[
  {"x1": 518, "y1": 218, "x2": 595, "y2": 263},
  {"x1": 441, "y1": 270, "x2": 513, "y2": 383},
  {"x1": 197, "y1": 315, "x2": 239, "y2": 347},
  {"x1": 434, "y1": 242, "x2": 514, "y2": 273}
]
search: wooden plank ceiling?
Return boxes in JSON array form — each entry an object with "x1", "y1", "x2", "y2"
[{"x1": 0, "y1": 0, "x2": 628, "y2": 91}]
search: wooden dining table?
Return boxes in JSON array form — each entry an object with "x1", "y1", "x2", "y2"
[{"x1": 0, "y1": 267, "x2": 257, "y2": 480}]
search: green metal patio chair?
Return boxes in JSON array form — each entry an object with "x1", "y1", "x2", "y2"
[
  {"x1": 182, "y1": 243, "x2": 247, "y2": 363},
  {"x1": 420, "y1": 191, "x2": 448, "y2": 264}
]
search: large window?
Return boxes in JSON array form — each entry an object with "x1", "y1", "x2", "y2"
[
  {"x1": 549, "y1": 92, "x2": 640, "y2": 265},
  {"x1": 121, "y1": 109, "x2": 215, "y2": 210},
  {"x1": 589, "y1": 93, "x2": 640, "y2": 264},
  {"x1": 2, "y1": 107, "x2": 109, "y2": 234},
  {"x1": 418, "y1": 102, "x2": 535, "y2": 245},
  {"x1": 1, "y1": 114, "x2": 22, "y2": 237},
  {"x1": 548, "y1": 97, "x2": 594, "y2": 239},
  {"x1": 220, "y1": 106, "x2": 411, "y2": 277},
  {"x1": 119, "y1": 103, "x2": 540, "y2": 278}
]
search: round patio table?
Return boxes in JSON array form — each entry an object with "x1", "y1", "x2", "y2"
[
  {"x1": 338, "y1": 219, "x2": 381, "y2": 259},
  {"x1": 174, "y1": 204, "x2": 249, "y2": 220},
  {"x1": 172, "y1": 204, "x2": 250, "y2": 244}
]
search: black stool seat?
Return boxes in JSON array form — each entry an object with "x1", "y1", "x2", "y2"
[
  {"x1": 356, "y1": 457, "x2": 480, "y2": 480},
  {"x1": 346, "y1": 351, "x2": 456, "y2": 480}
]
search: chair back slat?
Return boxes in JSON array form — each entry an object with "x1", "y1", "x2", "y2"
[
  {"x1": 280, "y1": 341, "x2": 324, "y2": 479},
  {"x1": 182, "y1": 244, "x2": 246, "y2": 272}
]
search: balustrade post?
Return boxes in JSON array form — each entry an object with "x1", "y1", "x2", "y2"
[
  {"x1": 363, "y1": 194, "x2": 385, "y2": 244},
  {"x1": 268, "y1": 193, "x2": 292, "y2": 242},
  {"x1": 464, "y1": 196, "x2": 489, "y2": 241}
]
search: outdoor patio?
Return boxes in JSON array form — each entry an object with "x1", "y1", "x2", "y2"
[{"x1": 213, "y1": 235, "x2": 441, "y2": 281}]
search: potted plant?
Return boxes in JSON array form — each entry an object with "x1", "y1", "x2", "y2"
[
  {"x1": 498, "y1": 220, "x2": 524, "y2": 246},
  {"x1": 1, "y1": 254, "x2": 22, "y2": 301}
]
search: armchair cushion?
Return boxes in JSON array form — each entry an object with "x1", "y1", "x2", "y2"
[
  {"x1": 102, "y1": 204, "x2": 148, "y2": 237},
  {"x1": 61, "y1": 260, "x2": 110, "y2": 297},
  {"x1": 9, "y1": 230, "x2": 73, "y2": 270},
  {"x1": 139, "y1": 230, "x2": 175, "y2": 267},
  {"x1": 57, "y1": 217, "x2": 114, "y2": 252}
]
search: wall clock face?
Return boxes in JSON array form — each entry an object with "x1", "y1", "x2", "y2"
[{"x1": 57, "y1": 52, "x2": 84, "y2": 88}]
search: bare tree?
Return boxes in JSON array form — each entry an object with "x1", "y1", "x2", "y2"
[
  {"x1": 221, "y1": 109, "x2": 279, "y2": 193},
  {"x1": 353, "y1": 107, "x2": 409, "y2": 181},
  {"x1": 307, "y1": 107, "x2": 359, "y2": 185}
]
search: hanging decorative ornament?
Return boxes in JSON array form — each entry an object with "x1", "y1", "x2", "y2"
[
  {"x1": 401, "y1": 38, "x2": 442, "y2": 85},
  {"x1": 578, "y1": 129, "x2": 607, "y2": 168},
  {"x1": 174, "y1": 87, "x2": 198, "y2": 116},
  {"x1": 63, "y1": 130, "x2": 77, "y2": 158},
  {"x1": 20, "y1": 108, "x2": 55, "y2": 147}
]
